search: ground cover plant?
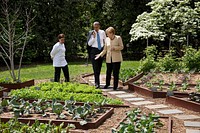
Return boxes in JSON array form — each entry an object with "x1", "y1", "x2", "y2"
[{"x1": 9, "y1": 82, "x2": 123, "y2": 105}]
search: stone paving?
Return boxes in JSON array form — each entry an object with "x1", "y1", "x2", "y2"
[{"x1": 145, "y1": 104, "x2": 169, "y2": 109}]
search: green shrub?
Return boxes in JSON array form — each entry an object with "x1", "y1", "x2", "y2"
[
  {"x1": 139, "y1": 45, "x2": 157, "y2": 72},
  {"x1": 119, "y1": 68, "x2": 138, "y2": 82},
  {"x1": 157, "y1": 49, "x2": 181, "y2": 72},
  {"x1": 182, "y1": 47, "x2": 200, "y2": 71}
]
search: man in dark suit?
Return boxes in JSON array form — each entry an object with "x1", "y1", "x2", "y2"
[{"x1": 87, "y1": 22, "x2": 106, "y2": 88}]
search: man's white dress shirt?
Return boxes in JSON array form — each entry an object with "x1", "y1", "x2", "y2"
[
  {"x1": 50, "y1": 42, "x2": 67, "y2": 67},
  {"x1": 88, "y1": 30, "x2": 106, "y2": 48}
]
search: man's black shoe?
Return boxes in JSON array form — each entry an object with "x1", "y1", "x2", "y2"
[
  {"x1": 113, "y1": 87, "x2": 118, "y2": 91},
  {"x1": 95, "y1": 84, "x2": 100, "y2": 89},
  {"x1": 103, "y1": 85, "x2": 109, "y2": 89}
]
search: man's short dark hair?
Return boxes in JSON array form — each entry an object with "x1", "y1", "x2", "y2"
[{"x1": 93, "y1": 21, "x2": 100, "y2": 26}]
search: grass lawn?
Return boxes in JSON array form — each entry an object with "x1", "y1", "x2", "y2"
[{"x1": 0, "y1": 61, "x2": 140, "y2": 80}]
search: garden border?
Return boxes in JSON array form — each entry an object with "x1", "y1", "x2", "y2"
[
  {"x1": 128, "y1": 83, "x2": 188, "y2": 98},
  {"x1": 166, "y1": 94, "x2": 200, "y2": 112},
  {"x1": 0, "y1": 79, "x2": 34, "y2": 91},
  {"x1": 0, "y1": 107, "x2": 114, "y2": 130}
]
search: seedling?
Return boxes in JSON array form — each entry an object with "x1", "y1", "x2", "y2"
[
  {"x1": 195, "y1": 82, "x2": 200, "y2": 92},
  {"x1": 146, "y1": 82, "x2": 153, "y2": 89},
  {"x1": 169, "y1": 81, "x2": 176, "y2": 91},
  {"x1": 158, "y1": 79, "x2": 164, "y2": 91},
  {"x1": 181, "y1": 82, "x2": 189, "y2": 91}
]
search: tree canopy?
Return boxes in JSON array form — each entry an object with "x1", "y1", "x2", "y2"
[{"x1": 130, "y1": 0, "x2": 200, "y2": 46}]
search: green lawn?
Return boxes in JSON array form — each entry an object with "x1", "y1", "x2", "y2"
[{"x1": 0, "y1": 61, "x2": 140, "y2": 80}]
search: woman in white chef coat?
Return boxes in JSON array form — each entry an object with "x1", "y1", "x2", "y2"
[{"x1": 50, "y1": 34, "x2": 69, "y2": 82}]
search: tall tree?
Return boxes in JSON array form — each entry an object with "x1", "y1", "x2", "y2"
[
  {"x1": 0, "y1": 0, "x2": 35, "y2": 81},
  {"x1": 130, "y1": 0, "x2": 200, "y2": 49}
]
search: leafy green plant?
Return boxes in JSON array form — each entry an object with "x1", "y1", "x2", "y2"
[
  {"x1": 52, "y1": 99, "x2": 65, "y2": 119},
  {"x1": 32, "y1": 99, "x2": 50, "y2": 116},
  {"x1": 181, "y1": 82, "x2": 189, "y2": 91},
  {"x1": 119, "y1": 68, "x2": 138, "y2": 82},
  {"x1": 32, "y1": 82, "x2": 102, "y2": 94},
  {"x1": 0, "y1": 118, "x2": 75, "y2": 133},
  {"x1": 158, "y1": 79, "x2": 164, "y2": 91},
  {"x1": 195, "y1": 82, "x2": 200, "y2": 92},
  {"x1": 169, "y1": 81, "x2": 176, "y2": 91},
  {"x1": 182, "y1": 47, "x2": 200, "y2": 71},
  {"x1": 157, "y1": 49, "x2": 181, "y2": 72},
  {"x1": 0, "y1": 77, "x2": 12, "y2": 83},
  {"x1": 138, "y1": 45, "x2": 157, "y2": 72},
  {"x1": 1, "y1": 97, "x2": 111, "y2": 126},
  {"x1": 9, "y1": 83, "x2": 123, "y2": 105},
  {"x1": 145, "y1": 82, "x2": 153, "y2": 89},
  {"x1": 112, "y1": 108, "x2": 163, "y2": 133}
]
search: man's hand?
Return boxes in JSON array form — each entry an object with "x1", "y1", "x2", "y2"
[{"x1": 93, "y1": 31, "x2": 96, "y2": 38}]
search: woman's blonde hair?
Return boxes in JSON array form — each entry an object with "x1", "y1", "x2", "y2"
[{"x1": 106, "y1": 27, "x2": 115, "y2": 34}]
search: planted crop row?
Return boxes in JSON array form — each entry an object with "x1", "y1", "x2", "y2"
[
  {"x1": 112, "y1": 108, "x2": 163, "y2": 133},
  {"x1": 1, "y1": 97, "x2": 110, "y2": 126},
  {"x1": 9, "y1": 87, "x2": 122, "y2": 105},
  {"x1": 0, "y1": 118, "x2": 75, "y2": 133},
  {"x1": 30, "y1": 82, "x2": 102, "y2": 94}
]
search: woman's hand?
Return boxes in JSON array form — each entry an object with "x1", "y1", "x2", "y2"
[
  {"x1": 111, "y1": 47, "x2": 115, "y2": 51},
  {"x1": 95, "y1": 54, "x2": 100, "y2": 60}
]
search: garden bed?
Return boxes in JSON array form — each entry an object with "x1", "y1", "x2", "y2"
[
  {"x1": 0, "y1": 79, "x2": 34, "y2": 91},
  {"x1": 112, "y1": 108, "x2": 172, "y2": 133},
  {"x1": 135, "y1": 72, "x2": 200, "y2": 93},
  {"x1": 8, "y1": 82, "x2": 123, "y2": 105},
  {"x1": 0, "y1": 98, "x2": 114, "y2": 130},
  {"x1": 0, "y1": 107, "x2": 114, "y2": 130},
  {"x1": 114, "y1": 116, "x2": 172, "y2": 133},
  {"x1": 166, "y1": 93, "x2": 200, "y2": 112},
  {"x1": 128, "y1": 83, "x2": 188, "y2": 98}
]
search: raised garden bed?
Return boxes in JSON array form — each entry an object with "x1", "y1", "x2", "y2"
[
  {"x1": 136, "y1": 72, "x2": 200, "y2": 93},
  {"x1": 0, "y1": 118, "x2": 80, "y2": 133},
  {"x1": 0, "y1": 107, "x2": 114, "y2": 130},
  {"x1": 112, "y1": 108, "x2": 173, "y2": 133},
  {"x1": 128, "y1": 83, "x2": 188, "y2": 98},
  {"x1": 81, "y1": 73, "x2": 94, "y2": 78},
  {"x1": 0, "y1": 79, "x2": 34, "y2": 91},
  {"x1": 166, "y1": 93, "x2": 200, "y2": 112},
  {"x1": 0, "y1": 98, "x2": 114, "y2": 130}
]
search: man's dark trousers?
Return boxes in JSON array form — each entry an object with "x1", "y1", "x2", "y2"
[{"x1": 90, "y1": 47, "x2": 103, "y2": 87}]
